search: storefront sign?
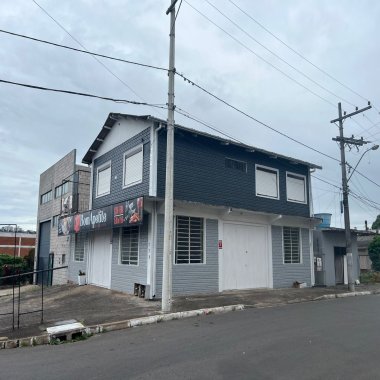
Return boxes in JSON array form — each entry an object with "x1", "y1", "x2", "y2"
[{"x1": 58, "y1": 197, "x2": 144, "y2": 236}]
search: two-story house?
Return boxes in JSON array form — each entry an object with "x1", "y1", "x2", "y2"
[{"x1": 59, "y1": 113, "x2": 321, "y2": 298}]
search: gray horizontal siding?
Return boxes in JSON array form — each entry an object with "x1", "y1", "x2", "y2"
[
  {"x1": 68, "y1": 234, "x2": 87, "y2": 284},
  {"x1": 272, "y1": 226, "x2": 311, "y2": 288},
  {"x1": 155, "y1": 215, "x2": 219, "y2": 297},
  {"x1": 157, "y1": 130, "x2": 310, "y2": 217},
  {"x1": 110, "y1": 217, "x2": 148, "y2": 294},
  {"x1": 92, "y1": 128, "x2": 150, "y2": 209}
]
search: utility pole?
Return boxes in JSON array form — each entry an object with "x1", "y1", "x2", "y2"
[
  {"x1": 162, "y1": 0, "x2": 177, "y2": 312},
  {"x1": 330, "y1": 102, "x2": 372, "y2": 292}
]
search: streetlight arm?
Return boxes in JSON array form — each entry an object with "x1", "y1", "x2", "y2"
[{"x1": 347, "y1": 145, "x2": 379, "y2": 183}]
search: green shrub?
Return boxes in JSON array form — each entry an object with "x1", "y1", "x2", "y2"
[
  {"x1": 369, "y1": 236, "x2": 380, "y2": 271},
  {"x1": 360, "y1": 271, "x2": 380, "y2": 283}
]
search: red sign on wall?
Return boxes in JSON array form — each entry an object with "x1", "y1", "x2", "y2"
[{"x1": 218, "y1": 240, "x2": 223, "y2": 249}]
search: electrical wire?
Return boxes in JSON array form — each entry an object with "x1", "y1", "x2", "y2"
[
  {"x1": 0, "y1": 78, "x2": 168, "y2": 108},
  {"x1": 204, "y1": 0, "x2": 356, "y2": 108},
  {"x1": 176, "y1": 71, "x2": 340, "y2": 162},
  {"x1": 0, "y1": 29, "x2": 168, "y2": 72},
  {"x1": 184, "y1": 0, "x2": 336, "y2": 108},
  {"x1": 227, "y1": 0, "x2": 374, "y2": 107},
  {"x1": 31, "y1": 0, "x2": 158, "y2": 109}
]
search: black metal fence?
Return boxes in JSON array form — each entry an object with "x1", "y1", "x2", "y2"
[{"x1": 0, "y1": 266, "x2": 67, "y2": 330}]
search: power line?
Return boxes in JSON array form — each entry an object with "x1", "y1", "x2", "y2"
[
  {"x1": 0, "y1": 78, "x2": 167, "y2": 108},
  {"x1": 184, "y1": 0, "x2": 336, "y2": 108},
  {"x1": 176, "y1": 71, "x2": 340, "y2": 162},
  {"x1": 175, "y1": 106, "x2": 242, "y2": 143},
  {"x1": 32, "y1": 0, "x2": 154, "y2": 106},
  {"x1": 0, "y1": 29, "x2": 168, "y2": 72},
  {"x1": 227, "y1": 0, "x2": 374, "y2": 107},
  {"x1": 204, "y1": 0, "x2": 356, "y2": 108}
]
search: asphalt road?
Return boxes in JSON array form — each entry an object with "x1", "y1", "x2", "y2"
[{"x1": 1, "y1": 295, "x2": 380, "y2": 380}]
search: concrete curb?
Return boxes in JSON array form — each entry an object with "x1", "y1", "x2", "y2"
[
  {"x1": 314, "y1": 290, "x2": 375, "y2": 301},
  {"x1": 0, "y1": 304, "x2": 245, "y2": 350}
]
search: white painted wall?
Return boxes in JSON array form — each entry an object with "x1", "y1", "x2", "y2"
[{"x1": 93, "y1": 117, "x2": 152, "y2": 160}]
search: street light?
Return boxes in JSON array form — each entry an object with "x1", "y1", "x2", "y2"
[{"x1": 347, "y1": 144, "x2": 379, "y2": 183}]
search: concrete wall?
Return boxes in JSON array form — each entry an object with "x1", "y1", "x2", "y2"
[
  {"x1": 272, "y1": 226, "x2": 312, "y2": 288},
  {"x1": 313, "y1": 230, "x2": 359, "y2": 286},
  {"x1": 36, "y1": 150, "x2": 91, "y2": 285}
]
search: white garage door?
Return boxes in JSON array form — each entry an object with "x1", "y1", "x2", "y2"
[
  {"x1": 222, "y1": 223, "x2": 269, "y2": 290},
  {"x1": 89, "y1": 230, "x2": 112, "y2": 288}
]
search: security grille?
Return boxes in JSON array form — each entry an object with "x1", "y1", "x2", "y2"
[
  {"x1": 74, "y1": 234, "x2": 85, "y2": 262},
  {"x1": 175, "y1": 216, "x2": 204, "y2": 264},
  {"x1": 120, "y1": 226, "x2": 139, "y2": 265},
  {"x1": 283, "y1": 227, "x2": 300, "y2": 264}
]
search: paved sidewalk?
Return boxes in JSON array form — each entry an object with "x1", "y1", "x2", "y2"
[{"x1": 1, "y1": 283, "x2": 379, "y2": 341}]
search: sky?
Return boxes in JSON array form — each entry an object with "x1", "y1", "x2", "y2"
[{"x1": 0, "y1": 0, "x2": 379, "y2": 231}]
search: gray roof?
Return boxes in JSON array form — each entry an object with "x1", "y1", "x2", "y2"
[{"x1": 82, "y1": 113, "x2": 322, "y2": 169}]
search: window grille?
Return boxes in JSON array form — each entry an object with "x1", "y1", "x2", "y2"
[
  {"x1": 283, "y1": 227, "x2": 301, "y2": 264},
  {"x1": 120, "y1": 226, "x2": 139, "y2": 265},
  {"x1": 175, "y1": 216, "x2": 204, "y2": 264}
]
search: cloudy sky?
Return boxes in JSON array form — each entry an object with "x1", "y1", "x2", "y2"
[{"x1": 0, "y1": 0, "x2": 379, "y2": 231}]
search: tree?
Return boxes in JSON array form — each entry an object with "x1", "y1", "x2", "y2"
[
  {"x1": 372, "y1": 215, "x2": 380, "y2": 230},
  {"x1": 368, "y1": 236, "x2": 380, "y2": 271}
]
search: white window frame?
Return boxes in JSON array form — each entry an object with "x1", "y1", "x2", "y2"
[
  {"x1": 119, "y1": 226, "x2": 140, "y2": 266},
  {"x1": 282, "y1": 227, "x2": 302, "y2": 264},
  {"x1": 174, "y1": 215, "x2": 206, "y2": 265},
  {"x1": 122, "y1": 145, "x2": 143, "y2": 189},
  {"x1": 255, "y1": 164, "x2": 280, "y2": 200},
  {"x1": 286, "y1": 171, "x2": 307, "y2": 204},
  {"x1": 96, "y1": 161, "x2": 111, "y2": 198}
]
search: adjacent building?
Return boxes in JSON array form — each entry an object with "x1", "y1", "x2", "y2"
[
  {"x1": 35, "y1": 150, "x2": 90, "y2": 285},
  {"x1": 59, "y1": 113, "x2": 321, "y2": 298},
  {"x1": 0, "y1": 232, "x2": 36, "y2": 258}
]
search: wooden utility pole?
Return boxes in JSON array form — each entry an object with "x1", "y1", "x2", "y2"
[
  {"x1": 330, "y1": 102, "x2": 371, "y2": 291},
  {"x1": 162, "y1": 0, "x2": 177, "y2": 313}
]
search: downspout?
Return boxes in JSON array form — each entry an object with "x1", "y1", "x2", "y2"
[{"x1": 309, "y1": 168, "x2": 315, "y2": 286}]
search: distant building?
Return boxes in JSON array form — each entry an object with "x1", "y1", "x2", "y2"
[
  {"x1": 0, "y1": 232, "x2": 36, "y2": 257},
  {"x1": 35, "y1": 150, "x2": 90, "y2": 285},
  {"x1": 357, "y1": 232, "x2": 378, "y2": 272}
]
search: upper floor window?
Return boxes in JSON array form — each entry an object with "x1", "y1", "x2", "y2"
[
  {"x1": 96, "y1": 161, "x2": 111, "y2": 197},
  {"x1": 55, "y1": 182, "x2": 69, "y2": 198},
  {"x1": 286, "y1": 172, "x2": 307, "y2": 204},
  {"x1": 255, "y1": 165, "x2": 279, "y2": 199},
  {"x1": 120, "y1": 226, "x2": 139, "y2": 265},
  {"x1": 225, "y1": 157, "x2": 247, "y2": 173},
  {"x1": 41, "y1": 190, "x2": 52, "y2": 204},
  {"x1": 123, "y1": 146, "x2": 143, "y2": 188},
  {"x1": 175, "y1": 216, "x2": 204, "y2": 264},
  {"x1": 283, "y1": 227, "x2": 301, "y2": 264}
]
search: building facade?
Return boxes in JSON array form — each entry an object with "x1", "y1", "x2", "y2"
[
  {"x1": 35, "y1": 150, "x2": 90, "y2": 285},
  {"x1": 61, "y1": 113, "x2": 321, "y2": 297}
]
